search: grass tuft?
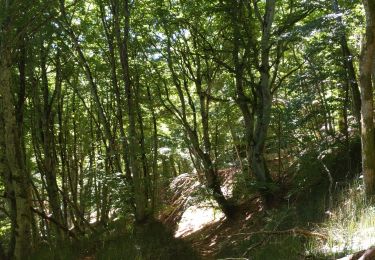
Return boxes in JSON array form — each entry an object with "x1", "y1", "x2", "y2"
[{"x1": 308, "y1": 179, "x2": 375, "y2": 258}]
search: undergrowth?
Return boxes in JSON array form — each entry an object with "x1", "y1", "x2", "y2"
[
  {"x1": 217, "y1": 138, "x2": 370, "y2": 260},
  {"x1": 216, "y1": 178, "x2": 375, "y2": 260},
  {"x1": 29, "y1": 220, "x2": 200, "y2": 260},
  {"x1": 308, "y1": 179, "x2": 375, "y2": 259}
]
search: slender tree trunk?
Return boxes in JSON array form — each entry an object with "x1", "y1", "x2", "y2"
[
  {"x1": 146, "y1": 85, "x2": 159, "y2": 216},
  {"x1": 231, "y1": 2, "x2": 254, "y2": 181},
  {"x1": 332, "y1": 0, "x2": 361, "y2": 125},
  {"x1": 57, "y1": 88, "x2": 69, "y2": 228},
  {"x1": 120, "y1": 0, "x2": 147, "y2": 222},
  {"x1": 99, "y1": 2, "x2": 132, "y2": 182},
  {"x1": 135, "y1": 74, "x2": 150, "y2": 203},
  {"x1": 186, "y1": 127, "x2": 236, "y2": 217},
  {"x1": 250, "y1": 0, "x2": 276, "y2": 204},
  {"x1": 39, "y1": 44, "x2": 65, "y2": 241},
  {"x1": 360, "y1": 0, "x2": 375, "y2": 198}
]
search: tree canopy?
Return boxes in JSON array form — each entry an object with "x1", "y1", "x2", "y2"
[{"x1": 0, "y1": 0, "x2": 374, "y2": 259}]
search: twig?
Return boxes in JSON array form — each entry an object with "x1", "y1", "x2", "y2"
[
  {"x1": 242, "y1": 240, "x2": 264, "y2": 257},
  {"x1": 320, "y1": 160, "x2": 333, "y2": 209}
]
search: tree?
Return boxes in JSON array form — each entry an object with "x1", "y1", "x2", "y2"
[
  {"x1": 332, "y1": 0, "x2": 361, "y2": 125},
  {"x1": 0, "y1": 0, "x2": 373, "y2": 257},
  {"x1": 0, "y1": 2, "x2": 33, "y2": 258},
  {"x1": 359, "y1": 0, "x2": 375, "y2": 198}
]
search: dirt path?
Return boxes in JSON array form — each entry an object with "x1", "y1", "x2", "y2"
[{"x1": 182, "y1": 198, "x2": 264, "y2": 259}]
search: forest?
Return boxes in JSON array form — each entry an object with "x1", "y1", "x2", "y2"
[{"x1": 1, "y1": 0, "x2": 375, "y2": 259}]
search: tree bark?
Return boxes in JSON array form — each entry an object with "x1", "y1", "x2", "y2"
[
  {"x1": 0, "y1": 44, "x2": 33, "y2": 260},
  {"x1": 119, "y1": 0, "x2": 148, "y2": 222},
  {"x1": 360, "y1": 0, "x2": 375, "y2": 198},
  {"x1": 0, "y1": 94, "x2": 17, "y2": 259},
  {"x1": 37, "y1": 44, "x2": 65, "y2": 241}
]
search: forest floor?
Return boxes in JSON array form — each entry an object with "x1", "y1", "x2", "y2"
[
  {"x1": 164, "y1": 166, "x2": 375, "y2": 259},
  {"x1": 183, "y1": 197, "x2": 264, "y2": 259},
  {"x1": 160, "y1": 168, "x2": 292, "y2": 259},
  {"x1": 45, "y1": 176, "x2": 374, "y2": 260}
]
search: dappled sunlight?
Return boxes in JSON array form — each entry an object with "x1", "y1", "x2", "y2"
[
  {"x1": 175, "y1": 201, "x2": 225, "y2": 238},
  {"x1": 320, "y1": 219, "x2": 375, "y2": 255},
  {"x1": 164, "y1": 170, "x2": 235, "y2": 238},
  {"x1": 311, "y1": 181, "x2": 375, "y2": 257},
  {"x1": 169, "y1": 169, "x2": 238, "y2": 238},
  {"x1": 1, "y1": 0, "x2": 371, "y2": 258}
]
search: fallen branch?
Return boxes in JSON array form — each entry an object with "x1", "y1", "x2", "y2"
[
  {"x1": 233, "y1": 228, "x2": 327, "y2": 241},
  {"x1": 239, "y1": 228, "x2": 327, "y2": 258},
  {"x1": 31, "y1": 207, "x2": 77, "y2": 239},
  {"x1": 242, "y1": 240, "x2": 264, "y2": 257}
]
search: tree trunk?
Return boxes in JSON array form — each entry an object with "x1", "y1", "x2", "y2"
[
  {"x1": 332, "y1": 0, "x2": 362, "y2": 125},
  {"x1": 120, "y1": 0, "x2": 148, "y2": 222},
  {"x1": 147, "y1": 85, "x2": 159, "y2": 216},
  {"x1": 0, "y1": 45, "x2": 33, "y2": 260},
  {"x1": 250, "y1": 0, "x2": 276, "y2": 204},
  {"x1": 163, "y1": 23, "x2": 236, "y2": 218},
  {"x1": 360, "y1": 0, "x2": 375, "y2": 198},
  {"x1": 230, "y1": 0, "x2": 254, "y2": 182},
  {"x1": 39, "y1": 44, "x2": 65, "y2": 241},
  {"x1": 0, "y1": 96, "x2": 17, "y2": 259},
  {"x1": 99, "y1": 2, "x2": 132, "y2": 182}
]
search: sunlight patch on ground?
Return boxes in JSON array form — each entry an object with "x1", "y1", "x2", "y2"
[{"x1": 175, "y1": 201, "x2": 225, "y2": 238}]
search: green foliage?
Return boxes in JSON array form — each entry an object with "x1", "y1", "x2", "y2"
[
  {"x1": 215, "y1": 205, "x2": 307, "y2": 260},
  {"x1": 0, "y1": 0, "x2": 370, "y2": 258},
  {"x1": 218, "y1": 135, "x2": 365, "y2": 259},
  {"x1": 30, "y1": 220, "x2": 200, "y2": 260},
  {"x1": 0, "y1": 218, "x2": 11, "y2": 253},
  {"x1": 29, "y1": 241, "x2": 82, "y2": 260},
  {"x1": 246, "y1": 236, "x2": 307, "y2": 260},
  {"x1": 0, "y1": 219, "x2": 10, "y2": 236}
]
